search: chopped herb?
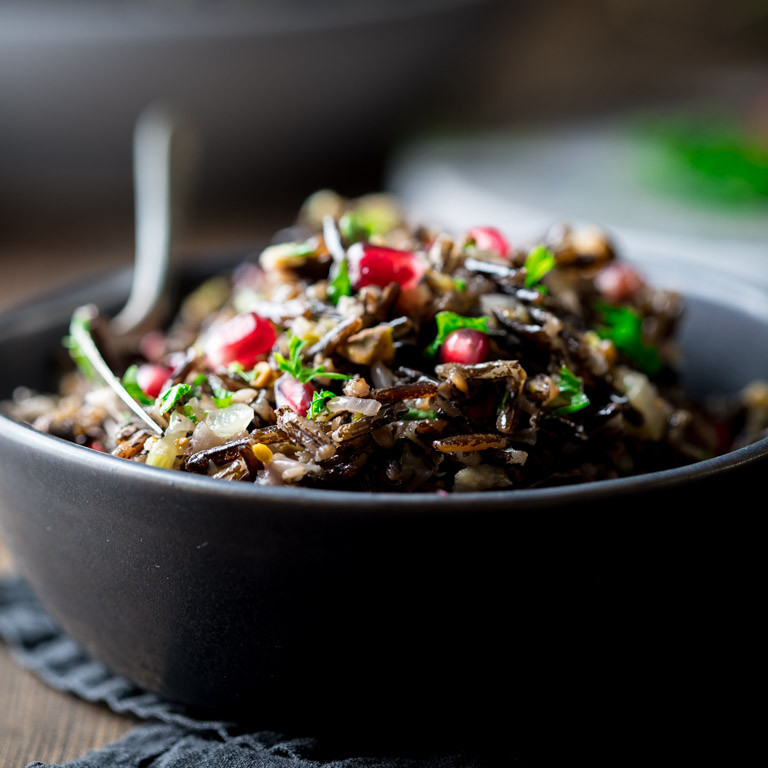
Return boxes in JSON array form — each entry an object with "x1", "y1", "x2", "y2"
[
  {"x1": 550, "y1": 366, "x2": 590, "y2": 417},
  {"x1": 425, "y1": 311, "x2": 489, "y2": 357},
  {"x1": 595, "y1": 302, "x2": 662, "y2": 376},
  {"x1": 227, "y1": 363, "x2": 258, "y2": 383},
  {"x1": 275, "y1": 334, "x2": 351, "y2": 384},
  {"x1": 339, "y1": 202, "x2": 399, "y2": 243},
  {"x1": 156, "y1": 383, "x2": 191, "y2": 414},
  {"x1": 122, "y1": 365, "x2": 154, "y2": 406},
  {"x1": 183, "y1": 404, "x2": 199, "y2": 423},
  {"x1": 497, "y1": 389, "x2": 510, "y2": 415},
  {"x1": 211, "y1": 386, "x2": 233, "y2": 408},
  {"x1": 454, "y1": 278, "x2": 467, "y2": 292},
  {"x1": 307, "y1": 390, "x2": 336, "y2": 419},
  {"x1": 327, "y1": 258, "x2": 352, "y2": 306},
  {"x1": 402, "y1": 408, "x2": 437, "y2": 420},
  {"x1": 523, "y1": 245, "x2": 556, "y2": 290}
]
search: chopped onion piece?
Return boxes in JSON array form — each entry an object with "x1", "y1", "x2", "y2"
[
  {"x1": 205, "y1": 403, "x2": 255, "y2": 440},
  {"x1": 326, "y1": 396, "x2": 382, "y2": 417}
]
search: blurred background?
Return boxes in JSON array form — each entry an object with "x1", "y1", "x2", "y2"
[{"x1": 1, "y1": 0, "x2": 767, "y2": 310}]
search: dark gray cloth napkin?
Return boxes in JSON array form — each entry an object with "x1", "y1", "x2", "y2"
[{"x1": 0, "y1": 578, "x2": 496, "y2": 768}]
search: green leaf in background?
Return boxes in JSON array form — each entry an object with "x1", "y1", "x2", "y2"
[{"x1": 634, "y1": 114, "x2": 768, "y2": 206}]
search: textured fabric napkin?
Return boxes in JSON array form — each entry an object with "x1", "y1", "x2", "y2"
[{"x1": 0, "y1": 577, "x2": 501, "y2": 768}]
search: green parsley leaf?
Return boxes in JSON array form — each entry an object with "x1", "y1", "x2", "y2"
[
  {"x1": 211, "y1": 386, "x2": 233, "y2": 408},
  {"x1": 327, "y1": 258, "x2": 352, "y2": 306},
  {"x1": 425, "y1": 311, "x2": 489, "y2": 357},
  {"x1": 454, "y1": 278, "x2": 467, "y2": 292},
  {"x1": 156, "y1": 383, "x2": 191, "y2": 414},
  {"x1": 523, "y1": 245, "x2": 556, "y2": 289},
  {"x1": 227, "y1": 363, "x2": 257, "y2": 383},
  {"x1": 275, "y1": 334, "x2": 351, "y2": 384},
  {"x1": 121, "y1": 364, "x2": 154, "y2": 405},
  {"x1": 402, "y1": 408, "x2": 438, "y2": 420},
  {"x1": 595, "y1": 302, "x2": 662, "y2": 376},
  {"x1": 550, "y1": 366, "x2": 590, "y2": 417},
  {"x1": 183, "y1": 404, "x2": 199, "y2": 423},
  {"x1": 338, "y1": 201, "x2": 399, "y2": 243},
  {"x1": 307, "y1": 390, "x2": 336, "y2": 419}
]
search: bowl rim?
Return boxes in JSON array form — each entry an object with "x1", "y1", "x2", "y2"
[
  {"x1": 1, "y1": 410, "x2": 766, "y2": 512},
  {"x1": 1, "y1": 257, "x2": 767, "y2": 513}
]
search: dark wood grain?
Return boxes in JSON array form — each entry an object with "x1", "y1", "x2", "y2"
[{"x1": 0, "y1": 540, "x2": 138, "y2": 766}]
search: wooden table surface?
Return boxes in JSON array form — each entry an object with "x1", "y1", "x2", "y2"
[{"x1": 0, "y1": 214, "x2": 278, "y2": 766}]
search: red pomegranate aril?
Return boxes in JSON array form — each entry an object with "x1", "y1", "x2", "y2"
[
  {"x1": 469, "y1": 226, "x2": 510, "y2": 258},
  {"x1": 135, "y1": 364, "x2": 171, "y2": 399},
  {"x1": 439, "y1": 328, "x2": 490, "y2": 365},
  {"x1": 275, "y1": 374, "x2": 315, "y2": 417},
  {"x1": 347, "y1": 243, "x2": 424, "y2": 291},
  {"x1": 205, "y1": 312, "x2": 276, "y2": 369},
  {"x1": 595, "y1": 263, "x2": 645, "y2": 304}
]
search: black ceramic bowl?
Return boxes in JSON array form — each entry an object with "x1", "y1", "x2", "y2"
[{"x1": 1, "y1": 253, "x2": 766, "y2": 753}]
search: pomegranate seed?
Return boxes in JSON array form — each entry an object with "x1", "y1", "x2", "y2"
[
  {"x1": 275, "y1": 374, "x2": 315, "y2": 417},
  {"x1": 595, "y1": 263, "x2": 645, "y2": 304},
  {"x1": 347, "y1": 243, "x2": 424, "y2": 291},
  {"x1": 439, "y1": 328, "x2": 490, "y2": 365},
  {"x1": 135, "y1": 364, "x2": 171, "y2": 399},
  {"x1": 205, "y1": 312, "x2": 276, "y2": 369},
  {"x1": 468, "y1": 226, "x2": 509, "y2": 257}
]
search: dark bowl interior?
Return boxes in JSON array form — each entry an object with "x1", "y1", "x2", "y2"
[{"x1": 0, "y1": 253, "x2": 766, "y2": 756}]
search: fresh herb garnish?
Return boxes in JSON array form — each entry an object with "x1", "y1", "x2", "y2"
[
  {"x1": 425, "y1": 311, "x2": 489, "y2": 357},
  {"x1": 156, "y1": 383, "x2": 191, "y2": 414},
  {"x1": 183, "y1": 404, "x2": 199, "y2": 423},
  {"x1": 122, "y1": 364, "x2": 154, "y2": 405},
  {"x1": 211, "y1": 386, "x2": 233, "y2": 408},
  {"x1": 595, "y1": 302, "x2": 662, "y2": 376},
  {"x1": 327, "y1": 258, "x2": 351, "y2": 306},
  {"x1": 454, "y1": 277, "x2": 467, "y2": 292},
  {"x1": 226, "y1": 363, "x2": 257, "y2": 383},
  {"x1": 275, "y1": 334, "x2": 351, "y2": 384},
  {"x1": 307, "y1": 390, "x2": 336, "y2": 419},
  {"x1": 523, "y1": 245, "x2": 556, "y2": 291},
  {"x1": 338, "y1": 202, "x2": 399, "y2": 243},
  {"x1": 402, "y1": 408, "x2": 437, "y2": 420},
  {"x1": 550, "y1": 366, "x2": 590, "y2": 417}
]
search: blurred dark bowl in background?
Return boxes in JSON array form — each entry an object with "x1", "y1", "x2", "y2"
[{"x1": 0, "y1": 0, "x2": 498, "y2": 225}]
